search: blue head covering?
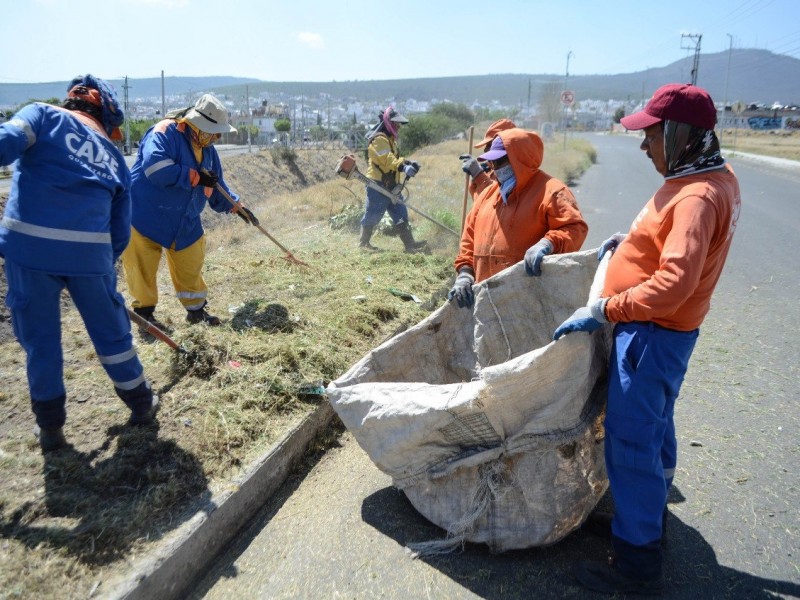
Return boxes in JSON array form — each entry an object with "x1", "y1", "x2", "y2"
[{"x1": 67, "y1": 74, "x2": 124, "y2": 138}]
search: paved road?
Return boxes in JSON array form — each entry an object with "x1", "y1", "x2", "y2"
[{"x1": 188, "y1": 132, "x2": 800, "y2": 599}]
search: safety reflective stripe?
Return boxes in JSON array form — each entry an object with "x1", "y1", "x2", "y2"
[
  {"x1": 113, "y1": 372, "x2": 146, "y2": 391},
  {"x1": 177, "y1": 291, "x2": 207, "y2": 299},
  {"x1": 98, "y1": 347, "x2": 138, "y2": 365},
  {"x1": 664, "y1": 467, "x2": 675, "y2": 480},
  {"x1": 144, "y1": 158, "x2": 175, "y2": 178},
  {"x1": 8, "y1": 118, "x2": 36, "y2": 148},
  {"x1": 0, "y1": 217, "x2": 111, "y2": 243}
]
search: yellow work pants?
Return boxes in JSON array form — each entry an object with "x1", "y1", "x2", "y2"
[{"x1": 121, "y1": 227, "x2": 208, "y2": 311}]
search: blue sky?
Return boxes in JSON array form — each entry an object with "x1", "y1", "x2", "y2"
[{"x1": 1, "y1": 0, "x2": 798, "y2": 84}]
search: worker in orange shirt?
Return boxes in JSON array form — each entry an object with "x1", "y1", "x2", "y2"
[
  {"x1": 448, "y1": 127, "x2": 588, "y2": 307},
  {"x1": 554, "y1": 83, "x2": 741, "y2": 595}
]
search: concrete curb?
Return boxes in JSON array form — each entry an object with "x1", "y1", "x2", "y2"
[{"x1": 106, "y1": 402, "x2": 335, "y2": 600}]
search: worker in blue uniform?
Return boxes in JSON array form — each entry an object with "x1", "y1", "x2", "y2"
[
  {"x1": 0, "y1": 74, "x2": 158, "y2": 452},
  {"x1": 122, "y1": 93, "x2": 258, "y2": 327}
]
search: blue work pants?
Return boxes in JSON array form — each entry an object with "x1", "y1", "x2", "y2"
[
  {"x1": 604, "y1": 321, "x2": 698, "y2": 580},
  {"x1": 4, "y1": 259, "x2": 149, "y2": 428},
  {"x1": 360, "y1": 185, "x2": 409, "y2": 228}
]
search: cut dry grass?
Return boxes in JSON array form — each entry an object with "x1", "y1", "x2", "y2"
[
  {"x1": 721, "y1": 128, "x2": 800, "y2": 161},
  {"x1": 0, "y1": 135, "x2": 597, "y2": 599}
]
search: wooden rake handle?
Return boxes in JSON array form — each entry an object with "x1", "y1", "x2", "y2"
[{"x1": 212, "y1": 181, "x2": 310, "y2": 267}]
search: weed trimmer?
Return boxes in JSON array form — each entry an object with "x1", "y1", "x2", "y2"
[
  {"x1": 203, "y1": 172, "x2": 310, "y2": 267},
  {"x1": 335, "y1": 154, "x2": 460, "y2": 238},
  {"x1": 127, "y1": 309, "x2": 187, "y2": 353}
]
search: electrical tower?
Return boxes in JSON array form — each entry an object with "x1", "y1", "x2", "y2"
[{"x1": 681, "y1": 34, "x2": 702, "y2": 85}]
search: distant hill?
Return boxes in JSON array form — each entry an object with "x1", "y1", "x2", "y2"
[
  {"x1": 1, "y1": 49, "x2": 797, "y2": 110},
  {"x1": 0, "y1": 76, "x2": 261, "y2": 109}
]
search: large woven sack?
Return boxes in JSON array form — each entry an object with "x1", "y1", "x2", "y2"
[{"x1": 328, "y1": 250, "x2": 611, "y2": 552}]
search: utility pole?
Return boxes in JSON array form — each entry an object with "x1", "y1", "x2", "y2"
[
  {"x1": 123, "y1": 76, "x2": 131, "y2": 154},
  {"x1": 160, "y1": 70, "x2": 165, "y2": 117},
  {"x1": 681, "y1": 34, "x2": 702, "y2": 85},
  {"x1": 722, "y1": 34, "x2": 734, "y2": 148},
  {"x1": 563, "y1": 50, "x2": 573, "y2": 149},
  {"x1": 246, "y1": 85, "x2": 251, "y2": 153}
]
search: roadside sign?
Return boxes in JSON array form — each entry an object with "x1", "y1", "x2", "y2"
[{"x1": 560, "y1": 90, "x2": 576, "y2": 107}]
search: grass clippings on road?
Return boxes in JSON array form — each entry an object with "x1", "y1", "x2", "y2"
[{"x1": 0, "y1": 135, "x2": 596, "y2": 599}]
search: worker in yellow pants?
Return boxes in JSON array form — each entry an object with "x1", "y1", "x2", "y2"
[
  {"x1": 122, "y1": 227, "x2": 217, "y2": 326},
  {"x1": 123, "y1": 94, "x2": 258, "y2": 328}
]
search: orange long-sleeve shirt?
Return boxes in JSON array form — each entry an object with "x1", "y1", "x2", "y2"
[
  {"x1": 604, "y1": 165, "x2": 741, "y2": 331},
  {"x1": 455, "y1": 128, "x2": 588, "y2": 282}
]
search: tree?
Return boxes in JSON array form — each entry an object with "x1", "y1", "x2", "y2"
[
  {"x1": 274, "y1": 118, "x2": 291, "y2": 133},
  {"x1": 613, "y1": 107, "x2": 625, "y2": 123}
]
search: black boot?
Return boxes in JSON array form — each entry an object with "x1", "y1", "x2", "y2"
[
  {"x1": 359, "y1": 224, "x2": 379, "y2": 251},
  {"x1": 34, "y1": 425, "x2": 68, "y2": 453},
  {"x1": 396, "y1": 222, "x2": 428, "y2": 254},
  {"x1": 582, "y1": 507, "x2": 669, "y2": 547},
  {"x1": 116, "y1": 380, "x2": 159, "y2": 426},
  {"x1": 133, "y1": 306, "x2": 171, "y2": 333},
  {"x1": 186, "y1": 302, "x2": 221, "y2": 326}
]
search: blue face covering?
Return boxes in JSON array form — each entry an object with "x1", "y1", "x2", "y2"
[{"x1": 494, "y1": 164, "x2": 516, "y2": 204}]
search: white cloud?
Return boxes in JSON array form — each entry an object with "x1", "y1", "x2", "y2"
[{"x1": 296, "y1": 32, "x2": 325, "y2": 50}]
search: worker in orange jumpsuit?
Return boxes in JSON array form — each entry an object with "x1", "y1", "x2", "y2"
[{"x1": 448, "y1": 127, "x2": 588, "y2": 307}]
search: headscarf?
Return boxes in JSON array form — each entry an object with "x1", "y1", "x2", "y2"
[
  {"x1": 65, "y1": 74, "x2": 124, "y2": 140},
  {"x1": 663, "y1": 120, "x2": 725, "y2": 179}
]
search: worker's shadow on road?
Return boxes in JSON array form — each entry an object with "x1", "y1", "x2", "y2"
[
  {"x1": 0, "y1": 424, "x2": 213, "y2": 567},
  {"x1": 361, "y1": 484, "x2": 800, "y2": 600}
]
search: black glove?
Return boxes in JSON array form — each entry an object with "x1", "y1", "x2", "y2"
[
  {"x1": 234, "y1": 204, "x2": 259, "y2": 226},
  {"x1": 197, "y1": 170, "x2": 219, "y2": 188}
]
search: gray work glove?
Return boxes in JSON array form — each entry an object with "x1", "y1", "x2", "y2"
[
  {"x1": 459, "y1": 154, "x2": 483, "y2": 178},
  {"x1": 447, "y1": 270, "x2": 475, "y2": 308},
  {"x1": 553, "y1": 299, "x2": 608, "y2": 340},
  {"x1": 403, "y1": 163, "x2": 418, "y2": 178},
  {"x1": 598, "y1": 232, "x2": 626, "y2": 261},
  {"x1": 524, "y1": 239, "x2": 554, "y2": 277}
]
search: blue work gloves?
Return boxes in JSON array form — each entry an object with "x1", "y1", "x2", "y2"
[
  {"x1": 197, "y1": 170, "x2": 218, "y2": 188},
  {"x1": 524, "y1": 238, "x2": 554, "y2": 276},
  {"x1": 553, "y1": 298, "x2": 608, "y2": 340},
  {"x1": 447, "y1": 269, "x2": 475, "y2": 308},
  {"x1": 459, "y1": 154, "x2": 483, "y2": 178},
  {"x1": 598, "y1": 232, "x2": 626, "y2": 261}
]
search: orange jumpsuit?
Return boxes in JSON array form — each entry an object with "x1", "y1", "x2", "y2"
[{"x1": 455, "y1": 128, "x2": 588, "y2": 282}]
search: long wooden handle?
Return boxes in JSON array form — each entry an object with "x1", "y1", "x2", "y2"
[
  {"x1": 212, "y1": 181, "x2": 307, "y2": 264},
  {"x1": 461, "y1": 126, "x2": 475, "y2": 234},
  {"x1": 127, "y1": 309, "x2": 183, "y2": 352}
]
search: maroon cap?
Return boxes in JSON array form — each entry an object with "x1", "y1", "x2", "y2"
[{"x1": 621, "y1": 83, "x2": 717, "y2": 131}]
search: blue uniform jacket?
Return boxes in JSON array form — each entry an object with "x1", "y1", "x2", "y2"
[
  {"x1": 130, "y1": 120, "x2": 238, "y2": 250},
  {"x1": 0, "y1": 103, "x2": 131, "y2": 275}
]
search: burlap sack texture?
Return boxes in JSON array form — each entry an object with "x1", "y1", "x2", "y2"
[{"x1": 328, "y1": 249, "x2": 611, "y2": 553}]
